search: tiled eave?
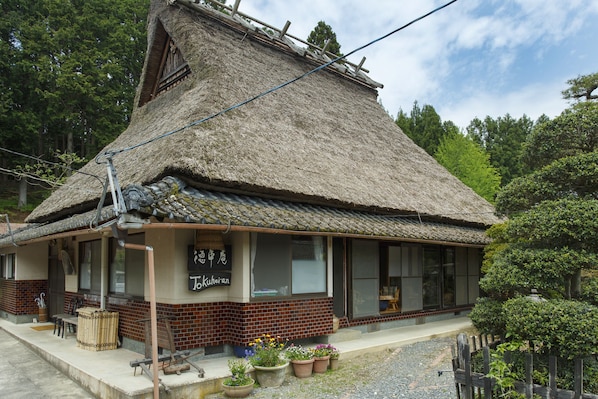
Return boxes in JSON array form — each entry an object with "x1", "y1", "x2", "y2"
[
  {"x1": 131, "y1": 177, "x2": 491, "y2": 246},
  {"x1": 0, "y1": 177, "x2": 491, "y2": 247}
]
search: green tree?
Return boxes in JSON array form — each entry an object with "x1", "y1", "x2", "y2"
[
  {"x1": 562, "y1": 71, "x2": 598, "y2": 102},
  {"x1": 435, "y1": 133, "x2": 501, "y2": 203},
  {"x1": 522, "y1": 101, "x2": 598, "y2": 170},
  {"x1": 396, "y1": 101, "x2": 449, "y2": 156},
  {"x1": 466, "y1": 114, "x2": 533, "y2": 186},
  {"x1": 306, "y1": 21, "x2": 342, "y2": 57},
  {"x1": 0, "y1": 0, "x2": 148, "y2": 204},
  {"x1": 470, "y1": 72, "x2": 598, "y2": 359}
]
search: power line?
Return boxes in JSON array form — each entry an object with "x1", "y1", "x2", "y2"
[
  {"x1": 97, "y1": 0, "x2": 458, "y2": 161},
  {"x1": 0, "y1": 147, "x2": 104, "y2": 186},
  {"x1": 0, "y1": 166, "x2": 63, "y2": 187}
]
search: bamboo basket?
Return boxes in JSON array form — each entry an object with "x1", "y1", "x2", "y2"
[{"x1": 76, "y1": 307, "x2": 119, "y2": 351}]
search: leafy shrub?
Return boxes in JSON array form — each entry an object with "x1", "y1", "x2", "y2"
[
  {"x1": 504, "y1": 297, "x2": 598, "y2": 359},
  {"x1": 469, "y1": 297, "x2": 506, "y2": 337}
]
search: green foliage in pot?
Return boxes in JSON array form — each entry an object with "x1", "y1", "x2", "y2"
[
  {"x1": 285, "y1": 344, "x2": 313, "y2": 361},
  {"x1": 247, "y1": 334, "x2": 286, "y2": 367},
  {"x1": 223, "y1": 359, "x2": 253, "y2": 387}
]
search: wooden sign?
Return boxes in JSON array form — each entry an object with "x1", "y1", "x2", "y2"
[
  {"x1": 188, "y1": 245, "x2": 231, "y2": 272},
  {"x1": 188, "y1": 272, "x2": 231, "y2": 292},
  {"x1": 188, "y1": 246, "x2": 231, "y2": 291}
]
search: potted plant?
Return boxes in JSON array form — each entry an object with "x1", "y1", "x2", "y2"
[
  {"x1": 222, "y1": 359, "x2": 254, "y2": 398},
  {"x1": 311, "y1": 344, "x2": 333, "y2": 373},
  {"x1": 329, "y1": 346, "x2": 340, "y2": 370},
  {"x1": 34, "y1": 292, "x2": 47, "y2": 322},
  {"x1": 247, "y1": 334, "x2": 288, "y2": 387},
  {"x1": 285, "y1": 344, "x2": 314, "y2": 378}
]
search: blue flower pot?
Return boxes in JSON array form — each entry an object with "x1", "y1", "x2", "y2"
[{"x1": 233, "y1": 345, "x2": 254, "y2": 358}]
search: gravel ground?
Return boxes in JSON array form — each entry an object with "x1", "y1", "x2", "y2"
[{"x1": 206, "y1": 336, "x2": 459, "y2": 399}]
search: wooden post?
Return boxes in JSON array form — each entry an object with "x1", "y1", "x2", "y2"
[
  {"x1": 461, "y1": 341, "x2": 473, "y2": 399},
  {"x1": 483, "y1": 347, "x2": 492, "y2": 399}
]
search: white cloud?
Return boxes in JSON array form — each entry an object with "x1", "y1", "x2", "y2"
[{"x1": 236, "y1": 0, "x2": 598, "y2": 127}]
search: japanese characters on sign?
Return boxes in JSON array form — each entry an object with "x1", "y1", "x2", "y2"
[{"x1": 187, "y1": 245, "x2": 232, "y2": 292}]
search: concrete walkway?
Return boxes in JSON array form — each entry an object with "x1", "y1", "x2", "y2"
[{"x1": 0, "y1": 316, "x2": 472, "y2": 398}]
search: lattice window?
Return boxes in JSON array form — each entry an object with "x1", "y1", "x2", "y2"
[
  {"x1": 138, "y1": 20, "x2": 191, "y2": 106},
  {"x1": 153, "y1": 39, "x2": 191, "y2": 98}
]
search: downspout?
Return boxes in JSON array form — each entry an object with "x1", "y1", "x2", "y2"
[
  {"x1": 100, "y1": 233, "x2": 109, "y2": 310},
  {"x1": 123, "y1": 242, "x2": 159, "y2": 399}
]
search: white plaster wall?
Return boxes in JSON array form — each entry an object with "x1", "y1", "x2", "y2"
[
  {"x1": 145, "y1": 229, "x2": 248, "y2": 304},
  {"x1": 15, "y1": 241, "x2": 47, "y2": 280}
]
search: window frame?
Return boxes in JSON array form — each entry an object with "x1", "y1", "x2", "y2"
[
  {"x1": 78, "y1": 239, "x2": 102, "y2": 293},
  {"x1": 109, "y1": 233, "x2": 145, "y2": 298},
  {"x1": 250, "y1": 233, "x2": 328, "y2": 299},
  {"x1": 1, "y1": 253, "x2": 15, "y2": 280}
]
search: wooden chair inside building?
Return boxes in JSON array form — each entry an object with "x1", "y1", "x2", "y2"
[
  {"x1": 388, "y1": 288, "x2": 400, "y2": 311},
  {"x1": 52, "y1": 297, "x2": 83, "y2": 338}
]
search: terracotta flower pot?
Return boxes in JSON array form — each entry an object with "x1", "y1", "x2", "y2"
[
  {"x1": 291, "y1": 359, "x2": 314, "y2": 378},
  {"x1": 253, "y1": 362, "x2": 289, "y2": 387},
  {"x1": 329, "y1": 357, "x2": 339, "y2": 370},
  {"x1": 222, "y1": 378, "x2": 254, "y2": 398},
  {"x1": 313, "y1": 356, "x2": 330, "y2": 373}
]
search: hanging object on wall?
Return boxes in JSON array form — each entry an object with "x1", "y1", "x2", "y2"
[
  {"x1": 59, "y1": 249, "x2": 76, "y2": 275},
  {"x1": 195, "y1": 230, "x2": 225, "y2": 251}
]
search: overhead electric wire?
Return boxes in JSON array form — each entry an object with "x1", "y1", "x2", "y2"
[
  {"x1": 0, "y1": 147, "x2": 104, "y2": 187},
  {"x1": 98, "y1": 0, "x2": 458, "y2": 161}
]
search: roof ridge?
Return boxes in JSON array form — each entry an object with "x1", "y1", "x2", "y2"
[{"x1": 171, "y1": 0, "x2": 383, "y2": 89}]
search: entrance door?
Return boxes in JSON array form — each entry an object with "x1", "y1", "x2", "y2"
[{"x1": 48, "y1": 257, "x2": 65, "y2": 315}]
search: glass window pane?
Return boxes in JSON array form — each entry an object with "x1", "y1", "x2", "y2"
[
  {"x1": 291, "y1": 236, "x2": 326, "y2": 294},
  {"x1": 351, "y1": 240, "x2": 379, "y2": 317},
  {"x1": 401, "y1": 244, "x2": 422, "y2": 277},
  {"x1": 401, "y1": 277, "x2": 423, "y2": 312},
  {"x1": 80, "y1": 240, "x2": 101, "y2": 292},
  {"x1": 455, "y1": 247, "x2": 468, "y2": 275},
  {"x1": 443, "y1": 248, "x2": 456, "y2": 307},
  {"x1": 251, "y1": 234, "x2": 291, "y2": 297},
  {"x1": 423, "y1": 247, "x2": 440, "y2": 308},
  {"x1": 455, "y1": 276, "x2": 468, "y2": 305},
  {"x1": 79, "y1": 242, "x2": 92, "y2": 290},
  {"x1": 352, "y1": 278, "x2": 379, "y2": 317},
  {"x1": 352, "y1": 240, "x2": 379, "y2": 278},
  {"x1": 110, "y1": 245, "x2": 125, "y2": 294},
  {"x1": 110, "y1": 234, "x2": 145, "y2": 296},
  {"x1": 388, "y1": 246, "x2": 401, "y2": 276}
]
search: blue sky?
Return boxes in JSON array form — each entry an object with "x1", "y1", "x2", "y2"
[{"x1": 237, "y1": 0, "x2": 598, "y2": 129}]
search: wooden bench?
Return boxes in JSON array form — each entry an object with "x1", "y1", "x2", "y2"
[{"x1": 61, "y1": 315, "x2": 79, "y2": 338}]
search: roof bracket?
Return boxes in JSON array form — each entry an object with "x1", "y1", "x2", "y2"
[{"x1": 105, "y1": 156, "x2": 128, "y2": 217}]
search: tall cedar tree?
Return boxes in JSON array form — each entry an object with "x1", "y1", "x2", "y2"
[
  {"x1": 0, "y1": 0, "x2": 148, "y2": 184},
  {"x1": 306, "y1": 21, "x2": 343, "y2": 57}
]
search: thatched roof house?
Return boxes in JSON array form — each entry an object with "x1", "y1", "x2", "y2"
[
  {"x1": 1, "y1": 2, "x2": 497, "y2": 379},
  {"x1": 25, "y1": 0, "x2": 498, "y2": 231}
]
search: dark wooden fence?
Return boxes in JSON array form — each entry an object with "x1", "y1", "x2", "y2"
[{"x1": 452, "y1": 333, "x2": 598, "y2": 399}]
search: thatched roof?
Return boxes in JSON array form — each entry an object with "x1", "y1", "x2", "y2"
[{"x1": 26, "y1": 0, "x2": 499, "y2": 231}]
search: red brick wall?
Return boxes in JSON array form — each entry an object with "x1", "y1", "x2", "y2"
[
  {"x1": 0, "y1": 279, "x2": 48, "y2": 315},
  {"x1": 80, "y1": 296, "x2": 335, "y2": 351}
]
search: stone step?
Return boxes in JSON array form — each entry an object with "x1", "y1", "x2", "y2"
[{"x1": 317, "y1": 328, "x2": 362, "y2": 344}]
